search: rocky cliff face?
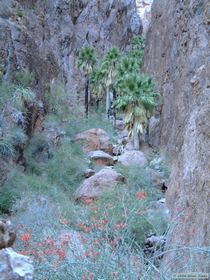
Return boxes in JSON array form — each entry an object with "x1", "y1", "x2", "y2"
[
  {"x1": 0, "y1": 0, "x2": 141, "y2": 104},
  {"x1": 136, "y1": 0, "x2": 153, "y2": 35},
  {"x1": 144, "y1": 0, "x2": 210, "y2": 273}
]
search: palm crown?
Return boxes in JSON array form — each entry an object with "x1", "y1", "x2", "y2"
[{"x1": 78, "y1": 46, "x2": 96, "y2": 76}]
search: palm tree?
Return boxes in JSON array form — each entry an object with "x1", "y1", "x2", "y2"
[
  {"x1": 129, "y1": 36, "x2": 145, "y2": 67},
  {"x1": 116, "y1": 73, "x2": 158, "y2": 149},
  {"x1": 78, "y1": 46, "x2": 96, "y2": 117},
  {"x1": 90, "y1": 68, "x2": 105, "y2": 110},
  {"x1": 100, "y1": 47, "x2": 120, "y2": 120}
]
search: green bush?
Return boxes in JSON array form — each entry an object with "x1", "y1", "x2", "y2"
[
  {"x1": 0, "y1": 170, "x2": 24, "y2": 214},
  {"x1": 0, "y1": 136, "x2": 14, "y2": 157},
  {"x1": 46, "y1": 140, "x2": 87, "y2": 194},
  {"x1": 0, "y1": 186, "x2": 17, "y2": 214},
  {"x1": 15, "y1": 71, "x2": 34, "y2": 88}
]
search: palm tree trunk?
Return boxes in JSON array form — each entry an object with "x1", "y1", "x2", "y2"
[
  {"x1": 133, "y1": 128, "x2": 140, "y2": 150},
  {"x1": 85, "y1": 77, "x2": 89, "y2": 118},
  {"x1": 106, "y1": 91, "x2": 111, "y2": 119},
  {"x1": 96, "y1": 99, "x2": 100, "y2": 111},
  {"x1": 113, "y1": 88, "x2": 117, "y2": 128}
]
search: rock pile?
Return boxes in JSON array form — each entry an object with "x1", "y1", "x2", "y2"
[{"x1": 0, "y1": 220, "x2": 34, "y2": 280}]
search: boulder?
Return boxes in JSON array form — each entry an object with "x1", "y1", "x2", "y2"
[
  {"x1": 148, "y1": 116, "x2": 160, "y2": 147},
  {"x1": 124, "y1": 141, "x2": 135, "y2": 151},
  {"x1": 148, "y1": 168, "x2": 168, "y2": 192},
  {"x1": 113, "y1": 144, "x2": 124, "y2": 156},
  {"x1": 115, "y1": 120, "x2": 125, "y2": 132},
  {"x1": 0, "y1": 248, "x2": 34, "y2": 280},
  {"x1": 75, "y1": 168, "x2": 125, "y2": 199},
  {"x1": 84, "y1": 168, "x2": 95, "y2": 178},
  {"x1": 0, "y1": 220, "x2": 16, "y2": 250},
  {"x1": 88, "y1": 150, "x2": 114, "y2": 166},
  {"x1": 118, "y1": 151, "x2": 148, "y2": 167},
  {"x1": 75, "y1": 128, "x2": 113, "y2": 155}
]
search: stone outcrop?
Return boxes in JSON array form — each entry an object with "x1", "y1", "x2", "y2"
[
  {"x1": 0, "y1": 0, "x2": 141, "y2": 105},
  {"x1": 88, "y1": 150, "x2": 114, "y2": 166},
  {"x1": 0, "y1": 248, "x2": 34, "y2": 280},
  {"x1": 0, "y1": 220, "x2": 16, "y2": 250},
  {"x1": 118, "y1": 150, "x2": 148, "y2": 167},
  {"x1": 0, "y1": 220, "x2": 34, "y2": 279},
  {"x1": 143, "y1": 0, "x2": 210, "y2": 273},
  {"x1": 136, "y1": 0, "x2": 153, "y2": 35},
  {"x1": 75, "y1": 128, "x2": 113, "y2": 154},
  {"x1": 75, "y1": 167, "x2": 125, "y2": 199}
]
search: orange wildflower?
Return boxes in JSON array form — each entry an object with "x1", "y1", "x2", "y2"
[
  {"x1": 115, "y1": 223, "x2": 127, "y2": 231},
  {"x1": 59, "y1": 218, "x2": 69, "y2": 226},
  {"x1": 56, "y1": 249, "x2": 66, "y2": 260},
  {"x1": 20, "y1": 231, "x2": 32, "y2": 243},
  {"x1": 136, "y1": 191, "x2": 147, "y2": 200},
  {"x1": 81, "y1": 198, "x2": 95, "y2": 205}
]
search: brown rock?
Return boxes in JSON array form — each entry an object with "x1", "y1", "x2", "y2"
[
  {"x1": 118, "y1": 151, "x2": 148, "y2": 167},
  {"x1": 88, "y1": 150, "x2": 114, "y2": 166},
  {"x1": 75, "y1": 167, "x2": 125, "y2": 199},
  {"x1": 0, "y1": 220, "x2": 16, "y2": 250},
  {"x1": 75, "y1": 128, "x2": 113, "y2": 155}
]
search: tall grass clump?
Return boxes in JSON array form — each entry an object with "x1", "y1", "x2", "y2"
[{"x1": 46, "y1": 140, "x2": 87, "y2": 194}]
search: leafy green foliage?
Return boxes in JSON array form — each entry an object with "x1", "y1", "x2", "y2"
[
  {"x1": 13, "y1": 86, "x2": 35, "y2": 110},
  {"x1": 116, "y1": 74, "x2": 158, "y2": 137},
  {"x1": 78, "y1": 36, "x2": 158, "y2": 139},
  {"x1": 45, "y1": 81, "x2": 71, "y2": 120},
  {"x1": 46, "y1": 140, "x2": 87, "y2": 193},
  {"x1": 129, "y1": 35, "x2": 145, "y2": 65},
  {"x1": 15, "y1": 70, "x2": 35, "y2": 88},
  {"x1": 0, "y1": 82, "x2": 15, "y2": 110},
  {"x1": 0, "y1": 135, "x2": 14, "y2": 157},
  {"x1": 78, "y1": 46, "x2": 96, "y2": 76},
  {"x1": 0, "y1": 170, "x2": 23, "y2": 214}
]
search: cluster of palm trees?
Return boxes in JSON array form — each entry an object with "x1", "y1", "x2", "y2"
[{"x1": 78, "y1": 36, "x2": 158, "y2": 148}]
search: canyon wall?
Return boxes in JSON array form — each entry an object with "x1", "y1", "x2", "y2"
[
  {"x1": 0, "y1": 0, "x2": 141, "y2": 106},
  {"x1": 143, "y1": 0, "x2": 210, "y2": 273}
]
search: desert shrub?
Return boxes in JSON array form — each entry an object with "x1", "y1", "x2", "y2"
[
  {"x1": 46, "y1": 140, "x2": 87, "y2": 194},
  {"x1": 0, "y1": 186, "x2": 17, "y2": 214},
  {"x1": 45, "y1": 81, "x2": 72, "y2": 120},
  {"x1": 16, "y1": 9, "x2": 25, "y2": 18},
  {"x1": 14, "y1": 70, "x2": 35, "y2": 88},
  {"x1": 0, "y1": 135, "x2": 14, "y2": 157},
  {"x1": 87, "y1": 166, "x2": 164, "y2": 247},
  {"x1": 0, "y1": 170, "x2": 24, "y2": 214},
  {"x1": 65, "y1": 111, "x2": 117, "y2": 141}
]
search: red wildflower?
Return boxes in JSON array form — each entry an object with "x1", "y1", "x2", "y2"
[
  {"x1": 45, "y1": 238, "x2": 54, "y2": 246},
  {"x1": 136, "y1": 191, "x2": 147, "y2": 200},
  {"x1": 20, "y1": 231, "x2": 32, "y2": 243},
  {"x1": 56, "y1": 249, "x2": 66, "y2": 260},
  {"x1": 81, "y1": 198, "x2": 95, "y2": 206},
  {"x1": 83, "y1": 251, "x2": 90, "y2": 257},
  {"x1": 115, "y1": 223, "x2": 127, "y2": 231},
  {"x1": 59, "y1": 218, "x2": 69, "y2": 226}
]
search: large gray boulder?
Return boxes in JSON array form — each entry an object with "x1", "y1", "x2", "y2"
[
  {"x1": 0, "y1": 248, "x2": 34, "y2": 280},
  {"x1": 118, "y1": 150, "x2": 148, "y2": 167}
]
